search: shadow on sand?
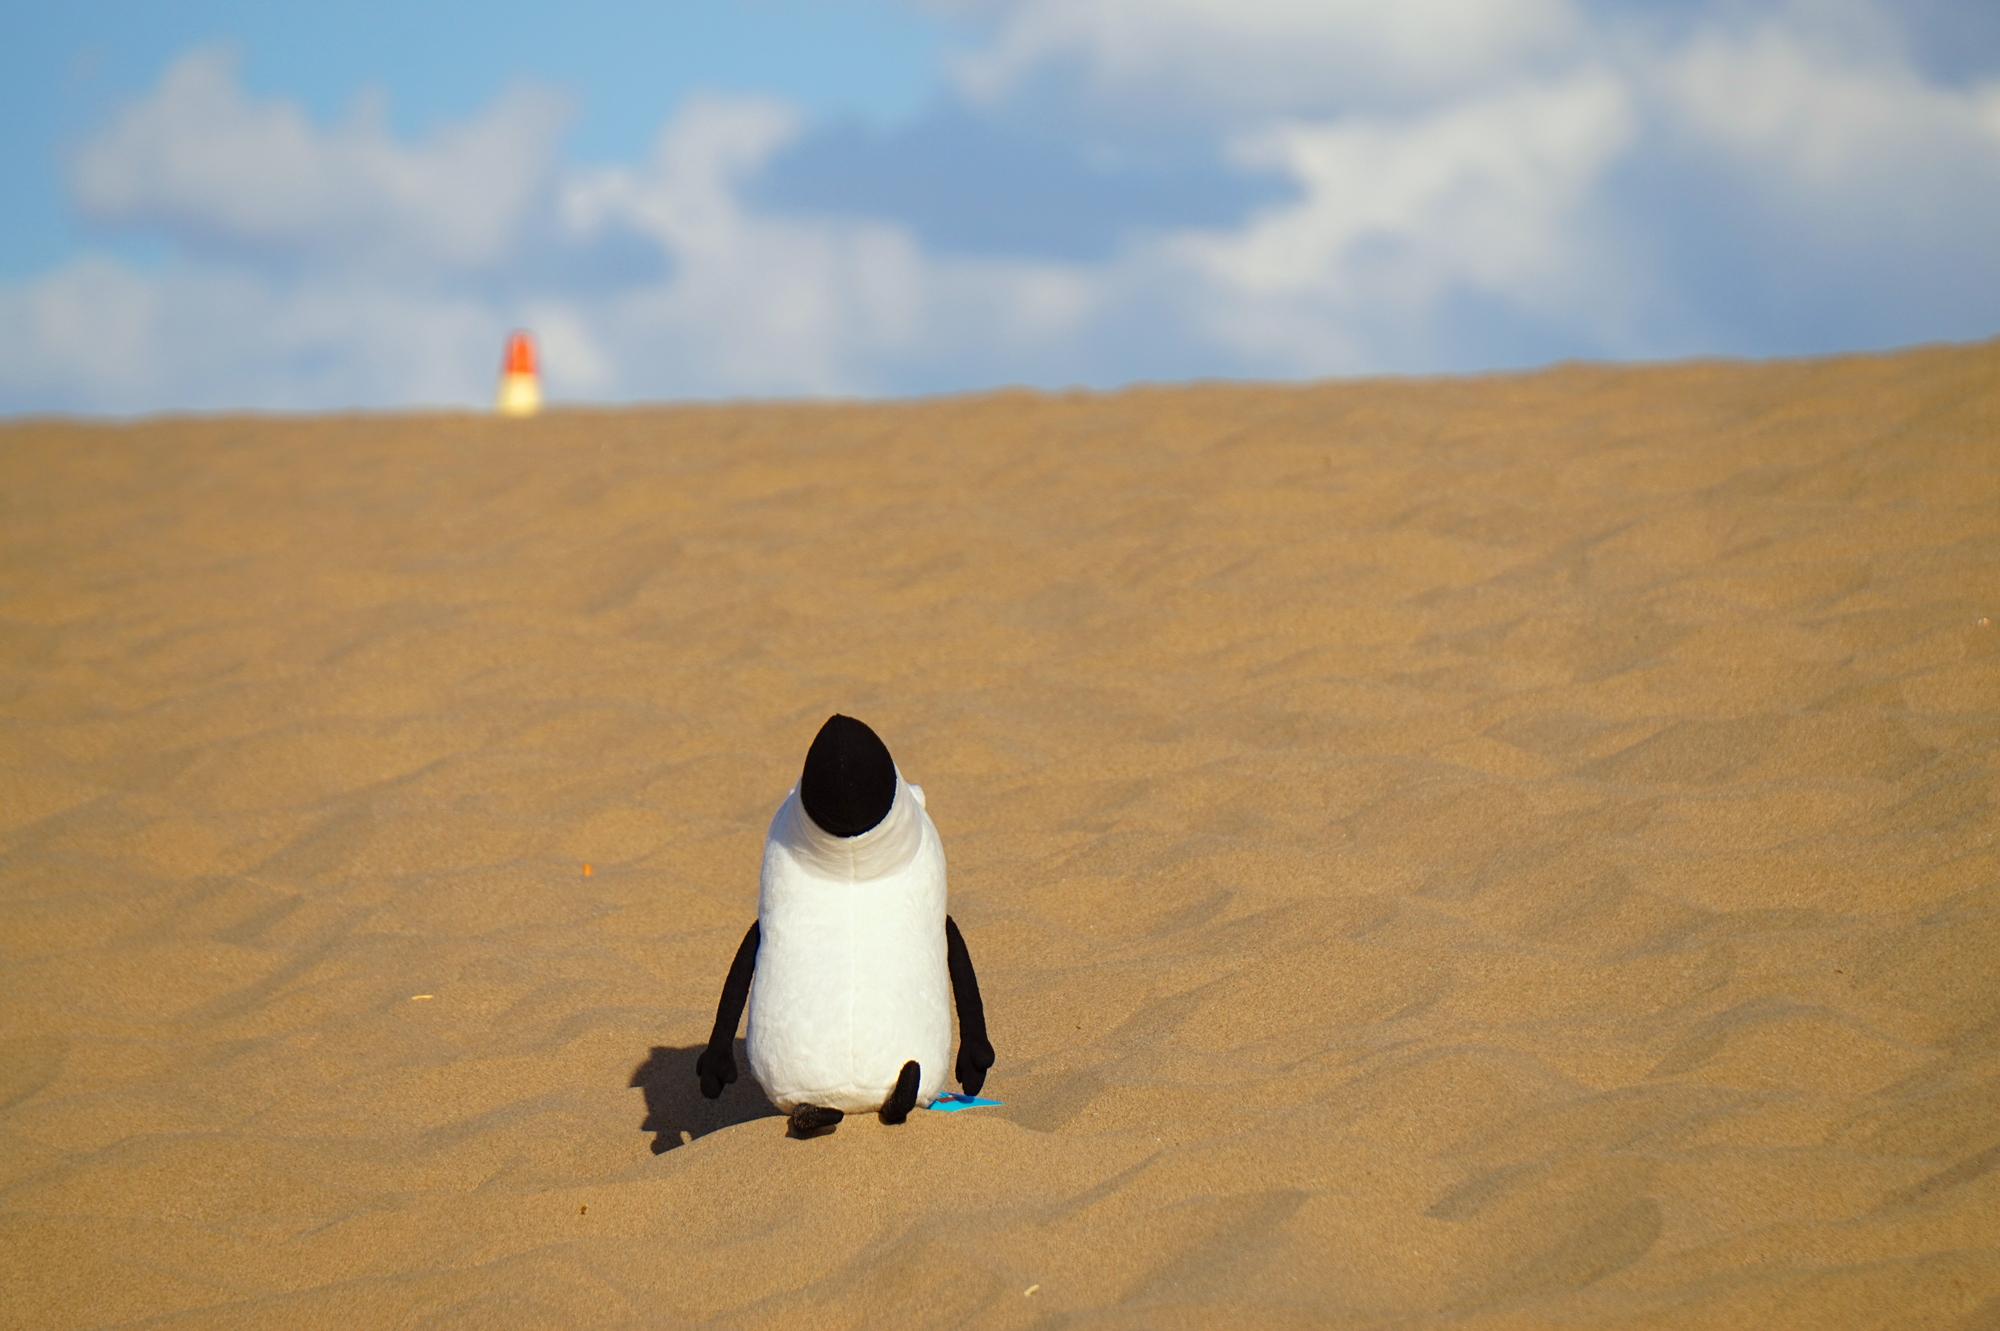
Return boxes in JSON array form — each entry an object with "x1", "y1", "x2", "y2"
[{"x1": 629, "y1": 1041, "x2": 777, "y2": 1154}]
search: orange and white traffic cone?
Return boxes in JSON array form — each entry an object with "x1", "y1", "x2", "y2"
[{"x1": 496, "y1": 330, "x2": 542, "y2": 417}]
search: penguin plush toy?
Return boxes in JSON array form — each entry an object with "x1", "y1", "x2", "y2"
[{"x1": 696, "y1": 714, "x2": 996, "y2": 1137}]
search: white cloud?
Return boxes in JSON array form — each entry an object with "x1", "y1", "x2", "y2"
[
  {"x1": 1163, "y1": 69, "x2": 1639, "y2": 371},
  {"x1": 6, "y1": 5, "x2": 1998, "y2": 415},
  {"x1": 560, "y1": 97, "x2": 800, "y2": 257},
  {"x1": 0, "y1": 257, "x2": 497, "y2": 413},
  {"x1": 1661, "y1": 16, "x2": 2000, "y2": 193},
  {"x1": 952, "y1": 0, "x2": 1588, "y2": 115},
  {"x1": 1633, "y1": 6, "x2": 2000, "y2": 342},
  {"x1": 556, "y1": 100, "x2": 1102, "y2": 397},
  {"x1": 7, "y1": 70, "x2": 1105, "y2": 411},
  {"x1": 70, "y1": 47, "x2": 571, "y2": 272}
]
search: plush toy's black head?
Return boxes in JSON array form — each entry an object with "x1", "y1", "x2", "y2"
[{"x1": 799, "y1": 714, "x2": 897, "y2": 837}]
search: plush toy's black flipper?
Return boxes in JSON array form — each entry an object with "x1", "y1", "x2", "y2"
[
  {"x1": 789, "y1": 1105, "x2": 843, "y2": 1138},
  {"x1": 696, "y1": 920, "x2": 759, "y2": 1099},
  {"x1": 945, "y1": 915, "x2": 996, "y2": 1095},
  {"x1": 881, "y1": 1060, "x2": 921, "y2": 1125}
]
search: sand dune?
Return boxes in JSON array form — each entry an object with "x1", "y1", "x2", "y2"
[{"x1": 2, "y1": 341, "x2": 1997, "y2": 1327}]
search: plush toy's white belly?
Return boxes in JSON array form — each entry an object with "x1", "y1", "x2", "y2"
[{"x1": 746, "y1": 781, "x2": 952, "y2": 1113}]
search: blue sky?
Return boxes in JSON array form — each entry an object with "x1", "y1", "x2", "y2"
[{"x1": 3, "y1": 0, "x2": 1997, "y2": 414}]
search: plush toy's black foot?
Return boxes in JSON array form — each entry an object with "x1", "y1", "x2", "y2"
[
  {"x1": 881, "y1": 1060, "x2": 921, "y2": 1125},
  {"x1": 955, "y1": 1036, "x2": 995, "y2": 1097},
  {"x1": 788, "y1": 1105, "x2": 843, "y2": 1138}
]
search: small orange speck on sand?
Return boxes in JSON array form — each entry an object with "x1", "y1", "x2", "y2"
[
  {"x1": 1978, "y1": 617, "x2": 1993, "y2": 628},
  {"x1": 583, "y1": 863, "x2": 594, "y2": 877}
]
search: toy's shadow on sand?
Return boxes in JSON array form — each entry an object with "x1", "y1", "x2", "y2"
[{"x1": 630, "y1": 1042, "x2": 776, "y2": 1154}]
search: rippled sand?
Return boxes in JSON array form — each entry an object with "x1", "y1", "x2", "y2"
[{"x1": 3, "y1": 341, "x2": 1997, "y2": 1328}]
